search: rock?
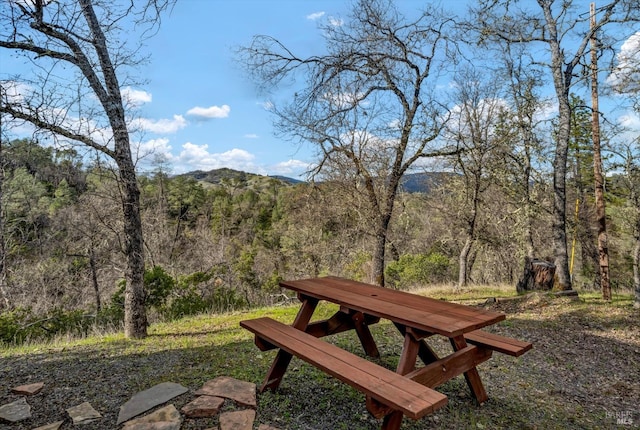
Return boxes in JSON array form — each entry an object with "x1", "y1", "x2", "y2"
[
  {"x1": 117, "y1": 382, "x2": 189, "y2": 425},
  {"x1": 11, "y1": 382, "x2": 45, "y2": 396},
  {"x1": 32, "y1": 421, "x2": 64, "y2": 430},
  {"x1": 0, "y1": 397, "x2": 31, "y2": 423},
  {"x1": 195, "y1": 376, "x2": 256, "y2": 407},
  {"x1": 219, "y1": 409, "x2": 256, "y2": 430},
  {"x1": 258, "y1": 424, "x2": 280, "y2": 430},
  {"x1": 66, "y1": 401, "x2": 102, "y2": 425},
  {"x1": 553, "y1": 289, "x2": 579, "y2": 298},
  {"x1": 122, "y1": 404, "x2": 182, "y2": 430},
  {"x1": 180, "y1": 395, "x2": 225, "y2": 417}
]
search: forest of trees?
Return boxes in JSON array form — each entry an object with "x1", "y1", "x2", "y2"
[
  {"x1": 1, "y1": 0, "x2": 639, "y2": 343},
  {"x1": 0, "y1": 131, "x2": 637, "y2": 343}
]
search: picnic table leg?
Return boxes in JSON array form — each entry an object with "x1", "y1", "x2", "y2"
[
  {"x1": 450, "y1": 335, "x2": 488, "y2": 404},
  {"x1": 380, "y1": 332, "x2": 421, "y2": 430},
  {"x1": 260, "y1": 297, "x2": 319, "y2": 392},
  {"x1": 351, "y1": 311, "x2": 380, "y2": 358},
  {"x1": 393, "y1": 323, "x2": 439, "y2": 364}
]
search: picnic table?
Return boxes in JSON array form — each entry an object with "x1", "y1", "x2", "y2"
[{"x1": 241, "y1": 276, "x2": 532, "y2": 429}]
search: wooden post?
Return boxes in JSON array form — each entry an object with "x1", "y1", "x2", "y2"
[{"x1": 590, "y1": 2, "x2": 611, "y2": 301}]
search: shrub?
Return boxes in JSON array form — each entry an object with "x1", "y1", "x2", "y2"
[
  {"x1": 385, "y1": 252, "x2": 451, "y2": 289},
  {"x1": 0, "y1": 307, "x2": 94, "y2": 345},
  {"x1": 145, "y1": 265, "x2": 176, "y2": 309}
]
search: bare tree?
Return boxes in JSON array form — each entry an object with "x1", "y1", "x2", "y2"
[
  {"x1": 471, "y1": 0, "x2": 640, "y2": 290},
  {"x1": 443, "y1": 66, "x2": 507, "y2": 288},
  {"x1": 0, "y1": 0, "x2": 173, "y2": 338},
  {"x1": 609, "y1": 30, "x2": 640, "y2": 306},
  {"x1": 239, "y1": 0, "x2": 458, "y2": 286}
]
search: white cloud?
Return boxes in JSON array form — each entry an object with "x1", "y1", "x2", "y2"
[
  {"x1": 138, "y1": 138, "x2": 172, "y2": 156},
  {"x1": 244, "y1": 133, "x2": 259, "y2": 139},
  {"x1": 186, "y1": 104, "x2": 231, "y2": 119},
  {"x1": 1, "y1": 80, "x2": 29, "y2": 103},
  {"x1": 272, "y1": 159, "x2": 310, "y2": 176},
  {"x1": 132, "y1": 115, "x2": 187, "y2": 134},
  {"x1": 260, "y1": 100, "x2": 274, "y2": 111},
  {"x1": 121, "y1": 87, "x2": 152, "y2": 107},
  {"x1": 619, "y1": 111, "x2": 640, "y2": 130},
  {"x1": 307, "y1": 11, "x2": 325, "y2": 20},
  {"x1": 328, "y1": 17, "x2": 344, "y2": 27},
  {"x1": 322, "y1": 91, "x2": 366, "y2": 109},
  {"x1": 608, "y1": 31, "x2": 640, "y2": 92},
  {"x1": 133, "y1": 138, "x2": 173, "y2": 166},
  {"x1": 172, "y1": 144, "x2": 263, "y2": 174}
]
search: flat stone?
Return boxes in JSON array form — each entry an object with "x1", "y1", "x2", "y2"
[
  {"x1": 32, "y1": 421, "x2": 64, "y2": 430},
  {"x1": 194, "y1": 376, "x2": 256, "y2": 407},
  {"x1": 180, "y1": 395, "x2": 225, "y2": 417},
  {"x1": 11, "y1": 382, "x2": 45, "y2": 396},
  {"x1": 117, "y1": 382, "x2": 188, "y2": 425},
  {"x1": 258, "y1": 425, "x2": 280, "y2": 430},
  {"x1": 0, "y1": 397, "x2": 31, "y2": 423},
  {"x1": 66, "y1": 401, "x2": 102, "y2": 425},
  {"x1": 219, "y1": 409, "x2": 256, "y2": 430},
  {"x1": 122, "y1": 404, "x2": 182, "y2": 430}
]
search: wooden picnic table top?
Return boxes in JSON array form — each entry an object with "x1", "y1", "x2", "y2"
[{"x1": 280, "y1": 276, "x2": 506, "y2": 338}]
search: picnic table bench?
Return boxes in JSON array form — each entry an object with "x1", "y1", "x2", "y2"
[{"x1": 241, "y1": 276, "x2": 532, "y2": 430}]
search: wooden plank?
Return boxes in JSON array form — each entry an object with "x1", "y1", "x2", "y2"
[
  {"x1": 241, "y1": 317, "x2": 448, "y2": 419},
  {"x1": 405, "y1": 345, "x2": 492, "y2": 388},
  {"x1": 464, "y1": 330, "x2": 533, "y2": 357},
  {"x1": 284, "y1": 277, "x2": 505, "y2": 337},
  {"x1": 325, "y1": 277, "x2": 504, "y2": 322}
]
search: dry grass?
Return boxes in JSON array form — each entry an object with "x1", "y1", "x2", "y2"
[{"x1": 1, "y1": 286, "x2": 638, "y2": 429}]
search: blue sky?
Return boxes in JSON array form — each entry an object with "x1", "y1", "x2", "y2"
[
  {"x1": 129, "y1": 0, "x2": 360, "y2": 178},
  {"x1": 1, "y1": 1, "x2": 638, "y2": 179}
]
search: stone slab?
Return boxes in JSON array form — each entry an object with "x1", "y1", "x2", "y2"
[
  {"x1": 117, "y1": 382, "x2": 188, "y2": 425},
  {"x1": 32, "y1": 421, "x2": 64, "y2": 430},
  {"x1": 194, "y1": 376, "x2": 256, "y2": 407},
  {"x1": 180, "y1": 395, "x2": 225, "y2": 417},
  {"x1": 121, "y1": 404, "x2": 182, "y2": 430},
  {"x1": 0, "y1": 397, "x2": 31, "y2": 423},
  {"x1": 66, "y1": 401, "x2": 102, "y2": 425},
  {"x1": 11, "y1": 382, "x2": 45, "y2": 396},
  {"x1": 219, "y1": 409, "x2": 256, "y2": 430}
]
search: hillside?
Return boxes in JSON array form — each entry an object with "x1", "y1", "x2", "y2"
[
  {"x1": 179, "y1": 168, "x2": 448, "y2": 193},
  {"x1": 178, "y1": 168, "x2": 301, "y2": 187}
]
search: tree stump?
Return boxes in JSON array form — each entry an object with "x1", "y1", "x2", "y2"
[{"x1": 516, "y1": 257, "x2": 556, "y2": 293}]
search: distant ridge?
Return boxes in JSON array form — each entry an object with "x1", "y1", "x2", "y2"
[
  {"x1": 269, "y1": 175, "x2": 304, "y2": 185},
  {"x1": 399, "y1": 172, "x2": 455, "y2": 193},
  {"x1": 179, "y1": 168, "x2": 451, "y2": 193},
  {"x1": 178, "y1": 168, "x2": 301, "y2": 186}
]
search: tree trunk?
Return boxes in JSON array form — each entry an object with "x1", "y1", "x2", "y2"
[
  {"x1": 119, "y1": 157, "x2": 147, "y2": 338},
  {"x1": 634, "y1": 219, "x2": 640, "y2": 308},
  {"x1": 372, "y1": 229, "x2": 386, "y2": 287},
  {"x1": 542, "y1": 2, "x2": 573, "y2": 291},
  {"x1": 551, "y1": 97, "x2": 572, "y2": 290},
  {"x1": 88, "y1": 247, "x2": 101, "y2": 312},
  {"x1": 590, "y1": 4, "x2": 611, "y2": 300},
  {"x1": 458, "y1": 236, "x2": 473, "y2": 288},
  {"x1": 517, "y1": 256, "x2": 556, "y2": 293}
]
